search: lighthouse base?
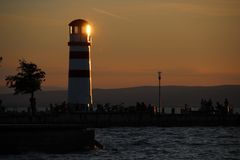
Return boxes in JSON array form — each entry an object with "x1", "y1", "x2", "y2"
[{"x1": 68, "y1": 103, "x2": 91, "y2": 112}]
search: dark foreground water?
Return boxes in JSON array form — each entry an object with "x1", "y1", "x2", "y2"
[{"x1": 1, "y1": 127, "x2": 240, "y2": 160}]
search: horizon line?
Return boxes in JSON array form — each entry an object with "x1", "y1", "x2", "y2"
[{"x1": 1, "y1": 84, "x2": 240, "y2": 94}]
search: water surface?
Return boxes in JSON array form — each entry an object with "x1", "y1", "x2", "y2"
[{"x1": 1, "y1": 127, "x2": 240, "y2": 160}]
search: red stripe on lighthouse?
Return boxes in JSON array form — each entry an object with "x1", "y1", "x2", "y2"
[
  {"x1": 70, "y1": 51, "x2": 89, "y2": 59},
  {"x1": 69, "y1": 70, "x2": 90, "y2": 77},
  {"x1": 68, "y1": 42, "x2": 91, "y2": 46}
]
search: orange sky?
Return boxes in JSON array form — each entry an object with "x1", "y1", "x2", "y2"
[{"x1": 0, "y1": 0, "x2": 240, "y2": 89}]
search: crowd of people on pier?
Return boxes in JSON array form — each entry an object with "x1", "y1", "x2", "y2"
[
  {"x1": 199, "y1": 98, "x2": 233, "y2": 114},
  {"x1": 180, "y1": 98, "x2": 234, "y2": 115},
  {"x1": 95, "y1": 102, "x2": 157, "y2": 114},
  {"x1": 0, "y1": 98, "x2": 235, "y2": 115},
  {"x1": 44, "y1": 102, "x2": 158, "y2": 114}
]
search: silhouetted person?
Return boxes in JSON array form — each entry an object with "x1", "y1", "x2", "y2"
[
  {"x1": 0, "y1": 100, "x2": 4, "y2": 113},
  {"x1": 184, "y1": 104, "x2": 188, "y2": 111},
  {"x1": 141, "y1": 102, "x2": 147, "y2": 112},
  {"x1": 162, "y1": 107, "x2": 165, "y2": 114},
  {"x1": 96, "y1": 104, "x2": 101, "y2": 112},
  {"x1": 50, "y1": 103, "x2": 54, "y2": 113},
  {"x1": 45, "y1": 107, "x2": 50, "y2": 113},
  {"x1": 136, "y1": 102, "x2": 141, "y2": 112},
  {"x1": 223, "y1": 98, "x2": 230, "y2": 113},
  {"x1": 224, "y1": 98, "x2": 229, "y2": 108},
  {"x1": 208, "y1": 99, "x2": 214, "y2": 113},
  {"x1": 229, "y1": 105, "x2": 234, "y2": 114},
  {"x1": 201, "y1": 98, "x2": 204, "y2": 106},
  {"x1": 171, "y1": 108, "x2": 175, "y2": 114},
  {"x1": 216, "y1": 102, "x2": 225, "y2": 114},
  {"x1": 208, "y1": 99, "x2": 213, "y2": 107},
  {"x1": 147, "y1": 104, "x2": 152, "y2": 113},
  {"x1": 60, "y1": 101, "x2": 67, "y2": 113}
]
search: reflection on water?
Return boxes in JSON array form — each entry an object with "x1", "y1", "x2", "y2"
[{"x1": 1, "y1": 127, "x2": 240, "y2": 160}]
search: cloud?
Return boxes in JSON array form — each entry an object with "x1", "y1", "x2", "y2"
[
  {"x1": 160, "y1": 2, "x2": 240, "y2": 17},
  {"x1": 121, "y1": 1, "x2": 240, "y2": 17},
  {"x1": 92, "y1": 8, "x2": 130, "y2": 21}
]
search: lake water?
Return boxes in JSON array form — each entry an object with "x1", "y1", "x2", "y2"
[{"x1": 1, "y1": 127, "x2": 240, "y2": 160}]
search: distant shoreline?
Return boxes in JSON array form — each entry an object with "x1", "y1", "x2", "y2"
[
  {"x1": 1, "y1": 85, "x2": 240, "y2": 112},
  {"x1": 1, "y1": 84, "x2": 240, "y2": 94}
]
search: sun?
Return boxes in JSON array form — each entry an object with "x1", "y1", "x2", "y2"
[{"x1": 86, "y1": 25, "x2": 91, "y2": 35}]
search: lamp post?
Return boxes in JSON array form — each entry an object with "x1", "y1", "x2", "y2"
[{"x1": 158, "y1": 72, "x2": 161, "y2": 114}]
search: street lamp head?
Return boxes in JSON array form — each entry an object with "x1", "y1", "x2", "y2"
[{"x1": 158, "y1": 72, "x2": 161, "y2": 80}]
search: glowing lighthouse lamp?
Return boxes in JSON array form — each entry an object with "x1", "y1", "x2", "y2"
[{"x1": 68, "y1": 19, "x2": 93, "y2": 111}]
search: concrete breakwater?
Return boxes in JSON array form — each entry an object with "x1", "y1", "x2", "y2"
[
  {"x1": 0, "y1": 113, "x2": 238, "y2": 153},
  {"x1": 1, "y1": 112, "x2": 239, "y2": 127},
  {"x1": 0, "y1": 124, "x2": 97, "y2": 153}
]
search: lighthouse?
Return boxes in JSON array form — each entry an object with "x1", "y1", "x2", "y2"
[{"x1": 67, "y1": 19, "x2": 93, "y2": 111}]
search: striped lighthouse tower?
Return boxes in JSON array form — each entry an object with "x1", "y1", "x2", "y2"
[{"x1": 68, "y1": 19, "x2": 93, "y2": 111}]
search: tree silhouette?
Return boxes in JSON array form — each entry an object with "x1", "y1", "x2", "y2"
[{"x1": 5, "y1": 59, "x2": 46, "y2": 114}]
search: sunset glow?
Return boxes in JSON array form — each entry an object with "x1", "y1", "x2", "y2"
[{"x1": 0, "y1": 0, "x2": 239, "y2": 89}]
